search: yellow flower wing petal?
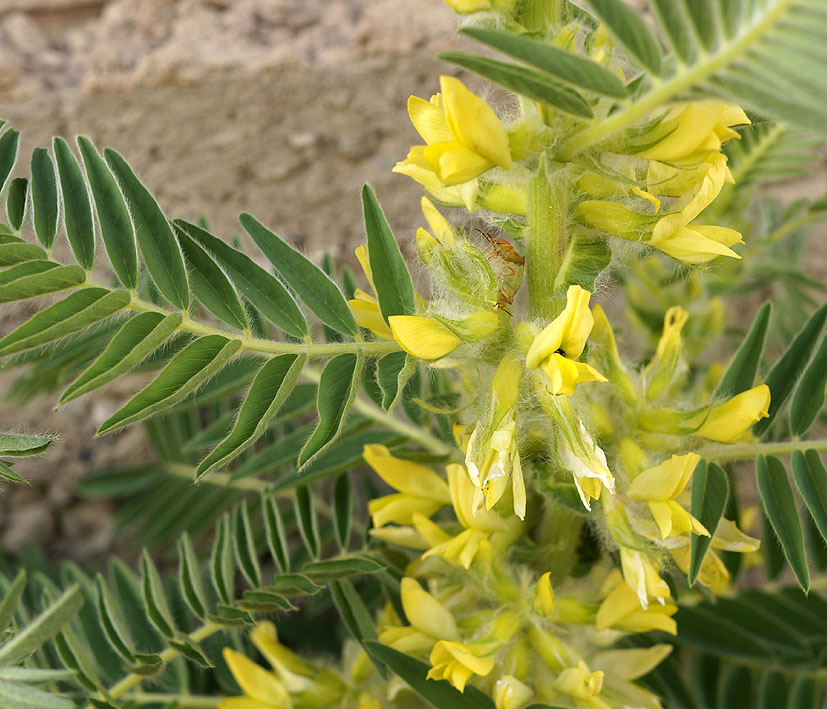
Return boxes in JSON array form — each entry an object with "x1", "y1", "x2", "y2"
[
  {"x1": 400, "y1": 578, "x2": 460, "y2": 641},
  {"x1": 651, "y1": 226, "x2": 742, "y2": 264},
  {"x1": 388, "y1": 315, "x2": 462, "y2": 360},
  {"x1": 363, "y1": 444, "x2": 451, "y2": 501},
  {"x1": 222, "y1": 649, "x2": 291, "y2": 706},
  {"x1": 408, "y1": 94, "x2": 452, "y2": 145},
  {"x1": 628, "y1": 453, "x2": 700, "y2": 501},
  {"x1": 424, "y1": 142, "x2": 494, "y2": 185},
  {"x1": 349, "y1": 299, "x2": 393, "y2": 340},
  {"x1": 696, "y1": 384, "x2": 770, "y2": 442},
  {"x1": 592, "y1": 645, "x2": 672, "y2": 681}
]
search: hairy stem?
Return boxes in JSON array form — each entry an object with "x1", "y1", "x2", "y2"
[
  {"x1": 526, "y1": 157, "x2": 567, "y2": 319},
  {"x1": 698, "y1": 438, "x2": 827, "y2": 462}
]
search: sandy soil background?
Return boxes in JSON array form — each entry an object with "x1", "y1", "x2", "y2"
[{"x1": 0, "y1": 0, "x2": 824, "y2": 563}]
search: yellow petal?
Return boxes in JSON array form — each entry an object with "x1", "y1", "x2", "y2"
[
  {"x1": 440, "y1": 75, "x2": 512, "y2": 170},
  {"x1": 400, "y1": 578, "x2": 460, "y2": 641},
  {"x1": 627, "y1": 453, "x2": 701, "y2": 501},
  {"x1": 651, "y1": 225, "x2": 742, "y2": 264},
  {"x1": 420, "y1": 196, "x2": 456, "y2": 245},
  {"x1": 696, "y1": 384, "x2": 770, "y2": 442},
  {"x1": 222, "y1": 649, "x2": 291, "y2": 706},
  {"x1": 533, "y1": 572, "x2": 554, "y2": 615},
  {"x1": 526, "y1": 285, "x2": 593, "y2": 368},
  {"x1": 424, "y1": 141, "x2": 495, "y2": 185},
  {"x1": 388, "y1": 315, "x2": 462, "y2": 360},
  {"x1": 363, "y1": 444, "x2": 451, "y2": 501},
  {"x1": 368, "y1": 494, "x2": 445, "y2": 527},
  {"x1": 407, "y1": 94, "x2": 452, "y2": 145},
  {"x1": 349, "y1": 298, "x2": 393, "y2": 340},
  {"x1": 592, "y1": 645, "x2": 672, "y2": 680}
]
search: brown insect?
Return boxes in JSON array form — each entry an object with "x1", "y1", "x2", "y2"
[{"x1": 477, "y1": 228, "x2": 525, "y2": 313}]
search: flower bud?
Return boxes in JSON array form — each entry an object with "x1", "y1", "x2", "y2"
[
  {"x1": 533, "y1": 572, "x2": 554, "y2": 615},
  {"x1": 495, "y1": 675, "x2": 533, "y2": 709},
  {"x1": 644, "y1": 306, "x2": 689, "y2": 400}
]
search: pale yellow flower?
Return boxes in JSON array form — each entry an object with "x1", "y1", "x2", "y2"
[
  {"x1": 526, "y1": 285, "x2": 607, "y2": 396},
  {"x1": 558, "y1": 420, "x2": 615, "y2": 511},
  {"x1": 644, "y1": 306, "x2": 689, "y2": 400},
  {"x1": 364, "y1": 444, "x2": 450, "y2": 527},
  {"x1": 221, "y1": 648, "x2": 293, "y2": 709},
  {"x1": 552, "y1": 661, "x2": 610, "y2": 709},
  {"x1": 695, "y1": 384, "x2": 770, "y2": 442},
  {"x1": 427, "y1": 640, "x2": 495, "y2": 691},
  {"x1": 619, "y1": 548, "x2": 671, "y2": 609},
  {"x1": 394, "y1": 76, "x2": 512, "y2": 188},
  {"x1": 627, "y1": 452, "x2": 709, "y2": 539},
  {"x1": 494, "y1": 674, "x2": 533, "y2": 709},
  {"x1": 533, "y1": 571, "x2": 554, "y2": 615},
  {"x1": 595, "y1": 572, "x2": 676, "y2": 634}
]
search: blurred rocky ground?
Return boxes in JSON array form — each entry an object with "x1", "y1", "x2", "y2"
[{"x1": 0, "y1": 0, "x2": 824, "y2": 563}]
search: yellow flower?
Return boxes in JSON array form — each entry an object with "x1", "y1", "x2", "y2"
[
  {"x1": 591, "y1": 645, "x2": 673, "y2": 709},
  {"x1": 494, "y1": 674, "x2": 533, "y2": 709},
  {"x1": 558, "y1": 420, "x2": 615, "y2": 511},
  {"x1": 445, "y1": 0, "x2": 517, "y2": 13},
  {"x1": 394, "y1": 76, "x2": 512, "y2": 188},
  {"x1": 526, "y1": 285, "x2": 607, "y2": 396},
  {"x1": 388, "y1": 315, "x2": 462, "y2": 360},
  {"x1": 221, "y1": 648, "x2": 293, "y2": 709},
  {"x1": 619, "y1": 548, "x2": 671, "y2": 609},
  {"x1": 635, "y1": 101, "x2": 749, "y2": 166},
  {"x1": 643, "y1": 306, "x2": 688, "y2": 400},
  {"x1": 695, "y1": 384, "x2": 770, "y2": 442},
  {"x1": 400, "y1": 577, "x2": 460, "y2": 641},
  {"x1": 627, "y1": 452, "x2": 709, "y2": 539},
  {"x1": 364, "y1": 444, "x2": 450, "y2": 527},
  {"x1": 427, "y1": 640, "x2": 495, "y2": 692},
  {"x1": 552, "y1": 661, "x2": 610, "y2": 709},
  {"x1": 349, "y1": 290, "x2": 393, "y2": 340},
  {"x1": 533, "y1": 572, "x2": 554, "y2": 616},
  {"x1": 649, "y1": 155, "x2": 743, "y2": 264},
  {"x1": 465, "y1": 354, "x2": 526, "y2": 519},
  {"x1": 595, "y1": 572, "x2": 677, "y2": 634}
]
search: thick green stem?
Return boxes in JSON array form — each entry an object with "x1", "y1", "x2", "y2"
[
  {"x1": 526, "y1": 159, "x2": 567, "y2": 319},
  {"x1": 698, "y1": 438, "x2": 827, "y2": 463}
]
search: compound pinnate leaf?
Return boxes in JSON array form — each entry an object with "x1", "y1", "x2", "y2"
[
  {"x1": 60, "y1": 311, "x2": 182, "y2": 404},
  {"x1": 77, "y1": 137, "x2": 138, "y2": 289},
  {"x1": 196, "y1": 353, "x2": 306, "y2": 479},
  {"x1": 0, "y1": 288, "x2": 130, "y2": 357},
  {"x1": 757, "y1": 455, "x2": 809, "y2": 591},
  {"x1": 54, "y1": 137, "x2": 96, "y2": 270},
  {"x1": 97, "y1": 335, "x2": 241, "y2": 433},
  {"x1": 298, "y1": 353, "x2": 361, "y2": 468},
  {"x1": 240, "y1": 213, "x2": 357, "y2": 336},
  {"x1": 105, "y1": 148, "x2": 189, "y2": 309}
]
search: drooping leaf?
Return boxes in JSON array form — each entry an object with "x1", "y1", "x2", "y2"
[
  {"x1": 376, "y1": 351, "x2": 415, "y2": 410},
  {"x1": 333, "y1": 473, "x2": 353, "y2": 550},
  {"x1": 140, "y1": 549, "x2": 176, "y2": 638},
  {"x1": 97, "y1": 335, "x2": 242, "y2": 433},
  {"x1": 756, "y1": 455, "x2": 809, "y2": 591},
  {"x1": 791, "y1": 450, "x2": 827, "y2": 543},
  {"x1": 688, "y1": 460, "x2": 728, "y2": 585},
  {"x1": 59, "y1": 311, "x2": 182, "y2": 404},
  {"x1": 298, "y1": 353, "x2": 361, "y2": 467},
  {"x1": 715, "y1": 302, "x2": 771, "y2": 398},
  {"x1": 0, "y1": 288, "x2": 130, "y2": 357},
  {"x1": 210, "y1": 514, "x2": 234, "y2": 606},
  {"x1": 77, "y1": 137, "x2": 138, "y2": 289},
  {"x1": 294, "y1": 485, "x2": 320, "y2": 560},
  {"x1": 438, "y1": 52, "x2": 593, "y2": 118},
  {"x1": 362, "y1": 185, "x2": 416, "y2": 322},
  {"x1": 364, "y1": 642, "x2": 496, "y2": 709},
  {"x1": 53, "y1": 137, "x2": 96, "y2": 270},
  {"x1": 754, "y1": 303, "x2": 827, "y2": 436},
  {"x1": 587, "y1": 0, "x2": 663, "y2": 75},
  {"x1": 263, "y1": 494, "x2": 290, "y2": 572},
  {"x1": 6, "y1": 177, "x2": 27, "y2": 231},
  {"x1": 462, "y1": 28, "x2": 628, "y2": 97},
  {"x1": 196, "y1": 354, "x2": 306, "y2": 479},
  {"x1": 178, "y1": 532, "x2": 207, "y2": 620},
  {"x1": 240, "y1": 213, "x2": 357, "y2": 336},
  {"x1": 176, "y1": 219, "x2": 307, "y2": 338},
  {"x1": 789, "y1": 333, "x2": 827, "y2": 436},
  {"x1": 94, "y1": 574, "x2": 135, "y2": 663},
  {"x1": 233, "y1": 502, "x2": 262, "y2": 589},
  {"x1": 176, "y1": 227, "x2": 248, "y2": 331},
  {"x1": 30, "y1": 148, "x2": 59, "y2": 250},
  {"x1": 0, "y1": 263, "x2": 85, "y2": 304},
  {"x1": 105, "y1": 148, "x2": 189, "y2": 309}
]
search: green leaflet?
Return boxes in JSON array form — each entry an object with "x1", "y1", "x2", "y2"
[
  {"x1": 0, "y1": 432, "x2": 56, "y2": 457},
  {"x1": 0, "y1": 241, "x2": 47, "y2": 266},
  {"x1": 789, "y1": 333, "x2": 827, "y2": 436},
  {"x1": 140, "y1": 549, "x2": 175, "y2": 638},
  {"x1": 715, "y1": 302, "x2": 771, "y2": 398},
  {"x1": 362, "y1": 185, "x2": 416, "y2": 322},
  {"x1": 178, "y1": 532, "x2": 207, "y2": 619},
  {"x1": 240, "y1": 213, "x2": 357, "y2": 336},
  {"x1": 0, "y1": 288, "x2": 130, "y2": 357},
  {"x1": 233, "y1": 502, "x2": 262, "y2": 588},
  {"x1": 0, "y1": 129, "x2": 19, "y2": 198},
  {"x1": 0, "y1": 585, "x2": 83, "y2": 665},
  {"x1": 53, "y1": 137, "x2": 96, "y2": 270},
  {"x1": 0, "y1": 570, "x2": 27, "y2": 632},
  {"x1": 462, "y1": 28, "x2": 628, "y2": 98},
  {"x1": 791, "y1": 450, "x2": 827, "y2": 542},
  {"x1": 364, "y1": 642, "x2": 496, "y2": 709},
  {"x1": 60, "y1": 311, "x2": 182, "y2": 404},
  {"x1": 195, "y1": 354, "x2": 306, "y2": 479},
  {"x1": 676, "y1": 604, "x2": 773, "y2": 660},
  {"x1": 329, "y1": 578, "x2": 386, "y2": 678},
  {"x1": 754, "y1": 303, "x2": 827, "y2": 436},
  {"x1": 176, "y1": 227, "x2": 248, "y2": 331},
  {"x1": 210, "y1": 514, "x2": 234, "y2": 605},
  {"x1": 30, "y1": 148, "x2": 59, "y2": 250},
  {"x1": 6, "y1": 177, "x2": 27, "y2": 231},
  {"x1": 0, "y1": 263, "x2": 85, "y2": 304},
  {"x1": 0, "y1": 677, "x2": 74, "y2": 709},
  {"x1": 650, "y1": 0, "x2": 696, "y2": 64},
  {"x1": 295, "y1": 485, "x2": 321, "y2": 559},
  {"x1": 552, "y1": 233, "x2": 611, "y2": 293},
  {"x1": 376, "y1": 351, "x2": 415, "y2": 410},
  {"x1": 176, "y1": 220, "x2": 307, "y2": 338},
  {"x1": 105, "y1": 149, "x2": 189, "y2": 309},
  {"x1": 688, "y1": 460, "x2": 728, "y2": 586},
  {"x1": 756, "y1": 455, "x2": 809, "y2": 591},
  {"x1": 95, "y1": 574, "x2": 135, "y2": 663},
  {"x1": 0, "y1": 461, "x2": 24, "y2": 483},
  {"x1": 587, "y1": 0, "x2": 662, "y2": 75},
  {"x1": 97, "y1": 335, "x2": 242, "y2": 433},
  {"x1": 333, "y1": 473, "x2": 352, "y2": 550},
  {"x1": 302, "y1": 555, "x2": 385, "y2": 580},
  {"x1": 77, "y1": 137, "x2": 138, "y2": 290},
  {"x1": 263, "y1": 494, "x2": 290, "y2": 572},
  {"x1": 438, "y1": 52, "x2": 593, "y2": 118},
  {"x1": 298, "y1": 353, "x2": 362, "y2": 468},
  {"x1": 758, "y1": 672, "x2": 787, "y2": 709}
]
